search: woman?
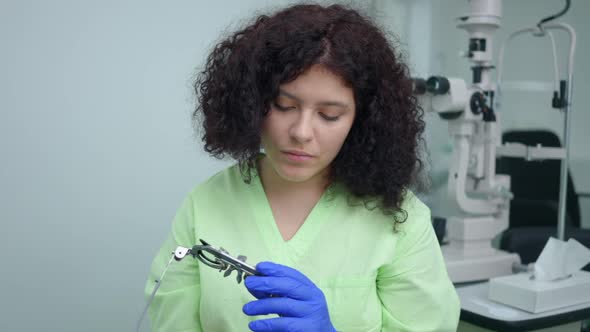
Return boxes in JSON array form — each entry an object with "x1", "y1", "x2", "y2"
[{"x1": 145, "y1": 4, "x2": 460, "y2": 332}]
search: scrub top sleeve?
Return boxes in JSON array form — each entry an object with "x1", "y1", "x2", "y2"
[
  {"x1": 144, "y1": 194, "x2": 203, "y2": 332},
  {"x1": 376, "y1": 199, "x2": 460, "y2": 332}
]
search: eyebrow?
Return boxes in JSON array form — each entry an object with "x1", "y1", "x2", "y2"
[{"x1": 278, "y1": 90, "x2": 350, "y2": 110}]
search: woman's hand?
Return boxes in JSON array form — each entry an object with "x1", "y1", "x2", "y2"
[{"x1": 242, "y1": 262, "x2": 337, "y2": 332}]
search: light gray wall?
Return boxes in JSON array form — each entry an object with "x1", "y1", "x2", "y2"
[{"x1": 0, "y1": 1, "x2": 292, "y2": 331}]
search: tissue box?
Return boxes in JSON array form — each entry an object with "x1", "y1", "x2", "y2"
[{"x1": 488, "y1": 271, "x2": 590, "y2": 313}]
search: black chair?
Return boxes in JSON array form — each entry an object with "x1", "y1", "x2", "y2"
[
  {"x1": 496, "y1": 129, "x2": 590, "y2": 268},
  {"x1": 497, "y1": 130, "x2": 580, "y2": 229}
]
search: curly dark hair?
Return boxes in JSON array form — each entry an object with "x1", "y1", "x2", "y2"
[{"x1": 193, "y1": 4, "x2": 425, "y2": 227}]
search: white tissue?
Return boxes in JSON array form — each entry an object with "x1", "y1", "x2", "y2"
[{"x1": 533, "y1": 237, "x2": 590, "y2": 281}]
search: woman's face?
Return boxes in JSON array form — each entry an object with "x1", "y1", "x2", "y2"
[{"x1": 261, "y1": 64, "x2": 356, "y2": 184}]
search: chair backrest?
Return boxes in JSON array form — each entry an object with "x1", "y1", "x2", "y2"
[{"x1": 496, "y1": 129, "x2": 581, "y2": 228}]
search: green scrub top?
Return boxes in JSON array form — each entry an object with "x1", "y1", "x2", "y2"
[{"x1": 145, "y1": 163, "x2": 460, "y2": 331}]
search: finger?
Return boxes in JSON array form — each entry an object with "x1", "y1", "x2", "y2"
[
  {"x1": 246, "y1": 287, "x2": 272, "y2": 300},
  {"x1": 242, "y1": 297, "x2": 309, "y2": 317},
  {"x1": 256, "y1": 262, "x2": 314, "y2": 286},
  {"x1": 244, "y1": 275, "x2": 312, "y2": 300},
  {"x1": 248, "y1": 317, "x2": 303, "y2": 332},
  {"x1": 244, "y1": 275, "x2": 272, "y2": 299}
]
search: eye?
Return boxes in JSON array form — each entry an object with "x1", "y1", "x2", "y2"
[
  {"x1": 272, "y1": 102, "x2": 295, "y2": 111},
  {"x1": 320, "y1": 113, "x2": 340, "y2": 121}
]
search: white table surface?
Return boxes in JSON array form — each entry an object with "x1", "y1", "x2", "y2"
[{"x1": 456, "y1": 281, "x2": 590, "y2": 322}]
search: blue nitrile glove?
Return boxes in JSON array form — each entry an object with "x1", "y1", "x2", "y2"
[{"x1": 242, "y1": 261, "x2": 337, "y2": 332}]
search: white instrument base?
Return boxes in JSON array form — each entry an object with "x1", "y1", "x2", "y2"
[{"x1": 443, "y1": 246, "x2": 520, "y2": 283}]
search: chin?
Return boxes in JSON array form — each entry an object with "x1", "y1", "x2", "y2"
[
  {"x1": 276, "y1": 165, "x2": 316, "y2": 183},
  {"x1": 278, "y1": 171, "x2": 314, "y2": 183}
]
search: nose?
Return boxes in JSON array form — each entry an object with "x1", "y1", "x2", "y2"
[{"x1": 289, "y1": 110, "x2": 314, "y2": 143}]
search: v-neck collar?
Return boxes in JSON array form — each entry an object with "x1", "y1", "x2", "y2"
[{"x1": 244, "y1": 160, "x2": 336, "y2": 264}]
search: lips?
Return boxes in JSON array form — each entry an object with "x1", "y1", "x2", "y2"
[
  {"x1": 281, "y1": 150, "x2": 315, "y2": 163},
  {"x1": 283, "y1": 150, "x2": 314, "y2": 157}
]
